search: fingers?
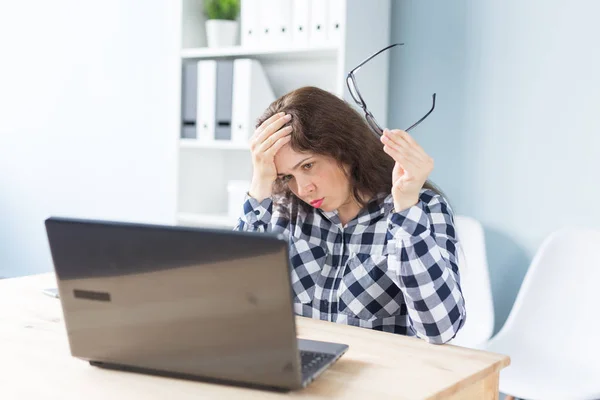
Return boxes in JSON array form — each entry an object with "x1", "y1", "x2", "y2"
[
  {"x1": 250, "y1": 112, "x2": 292, "y2": 149},
  {"x1": 385, "y1": 129, "x2": 428, "y2": 159},
  {"x1": 253, "y1": 112, "x2": 285, "y2": 137},
  {"x1": 258, "y1": 125, "x2": 292, "y2": 154},
  {"x1": 381, "y1": 132, "x2": 419, "y2": 165},
  {"x1": 392, "y1": 162, "x2": 405, "y2": 185},
  {"x1": 264, "y1": 134, "x2": 292, "y2": 158},
  {"x1": 382, "y1": 142, "x2": 419, "y2": 171},
  {"x1": 381, "y1": 129, "x2": 430, "y2": 162}
]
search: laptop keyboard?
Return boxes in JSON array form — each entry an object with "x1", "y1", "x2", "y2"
[{"x1": 300, "y1": 350, "x2": 335, "y2": 378}]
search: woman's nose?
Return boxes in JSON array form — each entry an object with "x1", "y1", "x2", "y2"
[{"x1": 297, "y1": 181, "x2": 315, "y2": 197}]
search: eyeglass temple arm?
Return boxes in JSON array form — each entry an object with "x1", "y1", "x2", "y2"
[
  {"x1": 349, "y1": 43, "x2": 405, "y2": 75},
  {"x1": 406, "y1": 93, "x2": 436, "y2": 132}
]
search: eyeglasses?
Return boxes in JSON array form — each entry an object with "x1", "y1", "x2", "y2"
[{"x1": 346, "y1": 43, "x2": 436, "y2": 138}]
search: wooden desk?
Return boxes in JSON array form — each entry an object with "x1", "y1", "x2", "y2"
[{"x1": 0, "y1": 274, "x2": 509, "y2": 399}]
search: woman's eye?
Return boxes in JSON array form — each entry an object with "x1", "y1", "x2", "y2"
[{"x1": 302, "y1": 162, "x2": 313, "y2": 170}]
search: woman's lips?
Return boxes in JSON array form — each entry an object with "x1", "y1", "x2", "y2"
[{"x1": 310, "y1": 198, "x2": 324, "y2": 208}]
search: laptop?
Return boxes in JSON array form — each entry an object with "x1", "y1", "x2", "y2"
[{"x1": 44, "y1": 216, "x2": 348, "y2": 391}]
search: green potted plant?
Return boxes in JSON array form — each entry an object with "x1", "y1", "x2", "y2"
[{"x1": 204, "y1": 0, "x2": 240, "y2": 48}]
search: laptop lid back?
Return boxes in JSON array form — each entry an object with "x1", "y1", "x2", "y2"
[{"x1": 45, "y1": 217, "x2": 302, "y2": 389}]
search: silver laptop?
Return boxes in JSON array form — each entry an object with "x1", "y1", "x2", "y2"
[{"x1": 44, "y1": 217, "x2": 348, "y2": 391}]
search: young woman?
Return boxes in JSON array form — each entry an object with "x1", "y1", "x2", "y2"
[{"x1": 235, "y1": 86, "x2": 465, "y2": 344}]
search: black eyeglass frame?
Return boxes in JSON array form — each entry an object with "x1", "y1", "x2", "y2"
[{"x1": 346, "y1": 43, "x2": 437, "y2": 137}]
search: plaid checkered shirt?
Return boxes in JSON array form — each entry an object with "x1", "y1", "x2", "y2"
[{"x1": 234, "y1": 188, "x2": 466, "y2": 344}]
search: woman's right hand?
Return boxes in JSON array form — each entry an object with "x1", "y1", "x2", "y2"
[{"x1": 248, "y1": 112, "x2": 293, "y2": 201}]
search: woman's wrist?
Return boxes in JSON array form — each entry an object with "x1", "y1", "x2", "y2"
[
  {"x1": 392, "y1": 196, "x2": 419, "y2": 213},
  {"x1": 248, "y1": 180, "x2": 273, "y2": 202}
]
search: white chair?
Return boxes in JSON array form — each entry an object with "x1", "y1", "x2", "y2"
[
  {"x1": 484, "y1": 228, "x2": 600, "y2": 400},
  {"x1": 449, "y1": 215, "x2": 495, "y2": 349}
]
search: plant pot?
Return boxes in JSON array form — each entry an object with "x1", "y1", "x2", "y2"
[{"x1": 205, "y1": 19, "x2": 238, "y2": 48}]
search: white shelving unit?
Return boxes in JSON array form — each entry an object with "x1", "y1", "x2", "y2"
[
  {"x1": 176, "y1": 0, "x2": 392, "y2": 228},
  {"x1": 181, "y1": 44, "x2": 339, "y2": 61},
  {"x1": 180, "y1": 138, "x2": 249, "y2": 150}
]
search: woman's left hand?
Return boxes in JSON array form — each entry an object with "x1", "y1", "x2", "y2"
[{"x1": 381, "y1": 128, "x2": 434, "y2": 212}]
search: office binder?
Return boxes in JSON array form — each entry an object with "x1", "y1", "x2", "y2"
[
  {"x1": 214, "y1": 60, "x2": 234, "y2": 141},
  {"x1": 327, "y1": 0, "x2": 344, "y2": 44},
  {"x1": 231, "y1": 59, "x2": 276, "y2": 144},
  {"x1": 240, "y1": 0, "x2": 259, "y2": 47},
  {"x1": 271, "y1": 0, "x2": 293, "y2": 47},
  {"x1": 292, "y1": 0, "x2": 310, "y2": 46},
  {"x1": 256, "y1": 0, "x2": 274, "y2": 47},
  {"x1": 196, "y1": 60, "x2": 217, "y2": 142},
  {"x1": 181, "y1": 125, "x2": 196, "y2": 139},
  {"x1": 308, "y1": 0, "x2": 328, "y2": 45},
  {"x1": 181, "y1": 62, "x2": 197, "y2": 139},
  {"x1": 196, "y1": 60, "x2": 235, "y2": 142}
]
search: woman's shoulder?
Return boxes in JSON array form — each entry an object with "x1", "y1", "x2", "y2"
[
  {"x1": 419, "y1": 188, "x2": 454, "y2": 217},
  {"x1": 378, "y1": 188, "x2": 449, "y2": 204},
  {"x1": 419, "y1": 187, "x2": 448, "y2": 203}
]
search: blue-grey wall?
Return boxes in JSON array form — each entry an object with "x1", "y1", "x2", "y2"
[{"x1": 388, "y1": 0, "x2": 600, "y2": 334}]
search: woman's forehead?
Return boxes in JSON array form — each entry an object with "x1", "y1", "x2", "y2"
[
  {"x1": 275, "y1": 145, "x2": 318, "y2": 169},
  {"x1": 277, "y1": 144, "x2": 310, "y2": 159}
]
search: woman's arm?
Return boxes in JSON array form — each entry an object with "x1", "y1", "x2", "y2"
[
  {"x1": 234, "y1": 194, "x2": 291, "y2": 237},
  {"x1": 386, "y1": 190, "x2": 466, "y2": 344}
]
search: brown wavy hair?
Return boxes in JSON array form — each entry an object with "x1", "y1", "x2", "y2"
[{"x1": 255, "y1": 86, "x2": 444, "y2": 214}]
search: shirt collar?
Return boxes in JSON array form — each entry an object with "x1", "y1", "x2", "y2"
[{"x1": 319, "y1": 192, "x2": 394, "y2": 228}]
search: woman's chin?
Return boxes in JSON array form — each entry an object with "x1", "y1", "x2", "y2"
[
  {"x1": 319, "y1": 203, "x2": 336, "y2": 212},
  {"x1": 307, "y1": 198, "x2": 337, "y2": 212}
]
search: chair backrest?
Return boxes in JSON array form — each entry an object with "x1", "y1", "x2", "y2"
[
  {"x1": 493, "y1": 228, "x2": 600, "y2": 364},
  {"x1": 449, "y1": 215, "x2": 495, "y2": 348}
]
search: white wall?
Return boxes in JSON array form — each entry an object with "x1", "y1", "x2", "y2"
[
  {"x1": 389, "y1": 0, "x2": 600, "y2": 333},
  {"x1": 0, "y1": 1, "x2": 180, "y2": 278}
]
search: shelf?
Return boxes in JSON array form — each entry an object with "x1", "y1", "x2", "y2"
[
  {"x1": 181, "y1": 44, "x2": 339, "y2": 62},
  {"x1": 180, "y1": 139, "x2": 250, "y2": 150},
  {"x1": 176, "y1": 1, "x2": 392, "y2": 230},
  {"x1": 177, "y1": 212, "x2": 238, "y2": 228}
]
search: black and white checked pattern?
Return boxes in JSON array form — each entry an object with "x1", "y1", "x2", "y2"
[{"x1": 235, "y1": 189, "x2": 466, "y2": 344}]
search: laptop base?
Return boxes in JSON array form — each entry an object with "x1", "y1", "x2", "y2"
[{"x1": 89, "y1": 360, "x2": 293, "y2": 392}]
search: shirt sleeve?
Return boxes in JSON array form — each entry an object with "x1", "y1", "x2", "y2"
[
  {"x1": 385, "y1": 190, "x2": 466, "y2": 344},
  {"x1": 233, "y1": 194, "x2": 291, "y2": 237}
]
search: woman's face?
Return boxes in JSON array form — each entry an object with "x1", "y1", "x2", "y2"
[{"x1": 274, "y1": 143, "x2": 352, "y2": 211}]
